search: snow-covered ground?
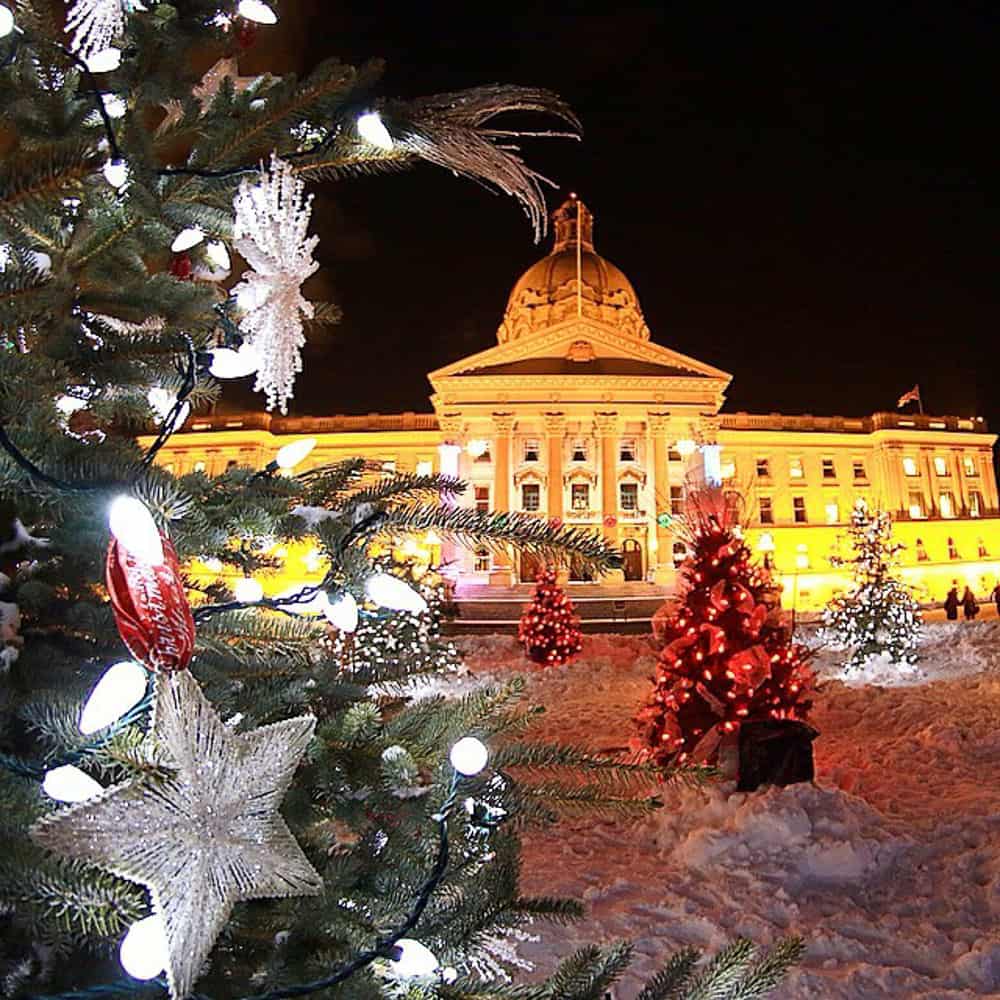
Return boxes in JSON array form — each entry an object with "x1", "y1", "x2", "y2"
[{"x1": 454, "y1": 621, "x2": 1000, "y2": 998}]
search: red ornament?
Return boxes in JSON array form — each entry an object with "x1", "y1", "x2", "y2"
[
  {"x1": 170, "y1": 252, "x2": 192, "y2": 280},
  {"x1": 603, "y1": 514, "x2": 617, "y2": 527},
  {"x1": 106, "y1": 535, "x2": 196, "y2": 672},
  {"x1": 549, "y1": 517, "x2": 563, "y2": 530}
]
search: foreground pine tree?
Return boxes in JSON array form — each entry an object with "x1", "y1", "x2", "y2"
[
  {"x1": 518, "y1": 568, "x2": 583, "y2": 666},
  {"x1": 634, "y1": 490, "x2": 814, "y2": 767},
  {"x1": 0, "y1": 4, "x2": 799, "y2": 997},
  {"x1": 822, "y1": 498, "x2": 922, "y2": 673}
]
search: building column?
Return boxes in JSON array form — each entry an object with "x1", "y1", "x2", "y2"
[
  {"x1": 979, "y1": 451, "x2": 999, "y2": 511},
  {"x1": 882, "y1": 445, "x2": 906, "y2": 515},
  {"x1": 595, "y1": 412, "x2": 619, "y2": 542},
  {"x1": 648, "y1": 412, "x2": 672, "y2": 583},
  {"x1": 951, "y1": 450, "x2": 969, "y2": 515},
  {"x1": 436, "y1": 414, "x2": 464, "y2": 579},
  {"x1": 490, "y1": 412, "x2": 515, "y2": 584},
  {"x1": 543, "y1": 412, "x2": 565, "y2": 520},
  {"x1": 920, "y1": 447, "x2": 938, "y2": 517}
]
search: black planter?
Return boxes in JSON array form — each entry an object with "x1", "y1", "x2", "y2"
[{"x1": 737, "y1": 719, "x2": 819, "y2": 792}]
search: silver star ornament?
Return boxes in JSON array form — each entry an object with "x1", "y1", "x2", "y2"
[{"x1": 32, "y1": 671, "x2": 323, "y2": 999}]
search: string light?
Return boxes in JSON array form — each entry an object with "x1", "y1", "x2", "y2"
[
  {"x1": 109, "y1": 496, "x2": 164, "y2": 566},
  {"x1": 237, "y1": 0, "x2": 278, "y2": 24},
  {"x1": 208, "y1": 344, "x2": 260, "y2": 379},
  {"x1": 170, "y1": 227, "x2": 204, "y2": 253},
  {"x1": 366, "y1": 573, "x2": 427, "y2": 614},
  {"x1": 233, "y1": 578, "x2": 264, "y2": 603},
  {"x1": 357, "y1": 112, "x2": 393, "y2": 150},
  {"x1": 43, "y1": 765, "x2": 103, "y2": 803},
  {"x1": 103, "y1": 158, "x2": 128, "y2": 188},
  {"x1": 275, "y1": 437, "x2": 316, "y2": 471},
  {"x1": 324, "y1": 592, "x2": 359, "y2": 632},
  {"x1": 119, "y1": 915, "x2": 168, "y2": 980},
  {"x1": 205, "y1": 240, "x2": 231, "y2": 272},
  {"x1": 79, "y1": 661, "x2": 147, "y2": 735},
  {"x1": 85, "y1": 48, "x2": 122, "y2": 72},
  {"x1": 389, "y1": 938, "x2": 438, "y2": 978},
  {"x1": 449, "y1": 736, "x2": 488, "y2": 776},
  {"x1": 0, "y1": 5, "x2": 14, "y2": 38}
]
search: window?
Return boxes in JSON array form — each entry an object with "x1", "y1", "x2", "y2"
[
  {"x1": 963, "y1": 455, "x2": 979, "y2": 477},
  {"x1": 969, "y1": 490, "x2": 984, "y2": 517},
  {"x1": 758, "y1": 496, "x2": 774, "y2": 524},
  {"x1": 825, "y1": 501, "x2": 840, "y2": 524},
  {"x1": 521, "y1": 483, "x2": 540, "y2": 511},
  {"x1": 571, "y1": 483, "x2": 590, "y2": 511},
  {"x1": 620, "y1": 482, "x2": 638, "y2": 511},
  {"x1": 933, "y1": 456, "x2": 949, "y2": 477},
  {"x1": 755, "y1": 458, "x2": 770, "y2": 478},
  {"x1": 908, "y1": 492, "x2": 924, "y2": 519},
  {"x1": 821, "y1": 458, "x2": 836, "y2": 479},
  {"x1": 915, "y1": 538, "x2": 929, "y2": 561},
  {"x1": 669, "y1": 486, "x2": 684, "y2": 516},
  {"x1": 853, "y1": 460, "x2": 866, "y2": 480},
  {"x1": 571, "y1": 439, "x2": 587, "y2": 462},
  {"x1": 789, "y1": 457, "x2": 804, "y2": 479},
  {"x1": 795, "y1": 543, "x2": 810, "y2": 570},
  {"x1": 947, "y1": 537, "x2": 959, "y2": 560},
  {"x1": 416, "y1": 460, "x2": 433, "y2": 477},
  {"x1": 475, "y1": 447, "x2": 491, "y2": 463},
  {"x1": 939, "y1": 491, "x2": 956, "y2": 518},
  {"x1": 474, "y1": 548, "x2": 491, "y2": 573},
  {"x1": 668, "y1": 448, "x2": 682, "y2": 463},
  {"x1": 474, "y1": 486, "x2": 490, "y2": 513},
  {"x1": 523, "y1": 439, "x2": 540, "y2": 463},
  {"x1": 672, "y1": 541, "x2": 687, "y2": 568},
  {"x1": 619, "y1": 439, "x2": 637, "y2": 462},
  {"x1": 902, "y1": 457, "x2": 918, "y2": 477},
  {"x1": 193, "y1": 460, "x2": 206, "y2": 473},
  {"x1": 792, "y1": 496, "x2": 807, "y2": 523},
  {"x1": 978, "y1": 538, "x2": 989, "y2": 558}
]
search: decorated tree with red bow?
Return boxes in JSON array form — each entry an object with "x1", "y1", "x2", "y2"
[
  {"x1": 634, "y1": 490, "x2": 813, "y2": 767},
  {"x1": 519, "y1": 568, "x2": 583, "y2": 666}
]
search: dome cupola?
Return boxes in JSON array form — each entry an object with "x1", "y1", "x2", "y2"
[{"x1": 497, "y1": 195, "x2": 649, "y2": 343}]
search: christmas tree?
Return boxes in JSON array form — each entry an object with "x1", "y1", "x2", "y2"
[
  {"x1": 634, "y1": 489, "x2": 814, "y2": 767},
  {"x1": 518, "y1": 567, "x2": 583, "y2": 666},
  {"x1": 822, "y1": 498, "x2": 922, "y2": 672},
  {"x1": 0, "y1": 4, "x2": 799, "y2": 997}
]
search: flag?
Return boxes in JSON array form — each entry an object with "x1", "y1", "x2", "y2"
[{"x1": 897, "y1": 384, "x2": 921, "y2": 408}]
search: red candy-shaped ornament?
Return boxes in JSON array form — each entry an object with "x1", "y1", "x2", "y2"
[{"x1": 106, "y1": 534, "x2": 195, "y2": 672}]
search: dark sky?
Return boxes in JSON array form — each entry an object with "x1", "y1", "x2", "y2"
[{"x1": 240, "y1": 3, "x2": 996, "y2": 430}]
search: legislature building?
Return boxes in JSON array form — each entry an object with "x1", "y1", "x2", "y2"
[{"x1": 150, "y1": 197, "x2": 1000, "y2": 610}]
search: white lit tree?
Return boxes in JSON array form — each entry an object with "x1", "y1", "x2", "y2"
[{"x1": 822, "y1": 499, "x2": 922, "y2": 672}]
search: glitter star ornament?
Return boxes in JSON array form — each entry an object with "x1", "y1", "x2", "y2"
[
  {"x1": 232, "y1": 154, "x2": 319, "y2": 413},
  {"x1": 31, "y1": 671, "x2": 323, "y2": 999}
]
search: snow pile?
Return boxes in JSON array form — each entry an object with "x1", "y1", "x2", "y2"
[{"x1": 455, "y1": 626, "x2": 1000, "y2": 998}]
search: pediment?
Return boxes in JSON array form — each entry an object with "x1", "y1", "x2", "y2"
[{"x1": 428, "y1": 318, "x2": 731, "y2": 386}]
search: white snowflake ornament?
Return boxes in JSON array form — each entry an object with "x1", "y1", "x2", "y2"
[
  {"x1": 231, "y1": 154, "x2": 319, "y2": 413},
  {"x1": 65, "y1": 0, "x2": 145, "y2": 61}
]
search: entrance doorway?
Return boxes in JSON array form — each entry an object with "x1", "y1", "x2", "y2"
[
  {"x1": 622, "y1": 539, "x2": 643, "y2": 581},
  {"x1": 520, "y1": 551, "x2": 543, "y2": 583}
]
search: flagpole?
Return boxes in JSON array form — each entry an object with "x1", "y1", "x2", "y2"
[
  {"x1": 917, "y1": 385, "x2": 924, "y2": 415},
  {"x1": 575, "y1": 197, "x2": 582, "y2": 319}
]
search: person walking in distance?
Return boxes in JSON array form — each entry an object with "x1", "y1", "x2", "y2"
[
  {"x1": 961, "y1": 585, "x2": 979, "y2": 621},
  {"x1": 944, "y1": 582, "x2": 960, "y2": 621},
  {"x1": 991, "y1": 581, "x2": 1000, "y2": 618}
]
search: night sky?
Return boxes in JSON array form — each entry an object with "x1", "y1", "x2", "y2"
[{"x1": 241, "y1": 3, "x2": 996, "y2": 432}]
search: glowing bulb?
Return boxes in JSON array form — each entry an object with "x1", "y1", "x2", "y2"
[
  {"x1": 233, "y1": 578, "x2": 264, "y2": 603},
  {"x1": 109, "y1": 496, "x2": 164, "y2": 566},
  {"x1": 79, "y1": 661, "x2": 148, "y2": 735},
  {"x1": 208, "y1": 344, "x2": 259, "y2": 378},
  {"x1": 449, "y1": 736, "x2": 488, "y2": 776},
  {"x1": 237, "y1": 0, "x2": 278, "y2": 24},
  {"x1": 675, "y1": 438, "x2": 697, "y2": 457},
  {"x1": 205, "y1": 240, "x2": 231, "y2": 272},
  {"x1": 325, "y1": 592, "x2": 359, "y2": 632},
  {"x1": 0, "y1": 5, "x2": 13, "y2": 38},
  {"x1": 101, "y1": 93, "x2": 127, "y2": 118},
  {"x1": 171, "y1": 227, "x2": 204, "y2": 253},
  {"x1": 357, "y1": 111, "x2": 393, "y2": 150},
  {"x1": 466, "y1": 438, "x2": 489, "y2": 458},
  {"x1": 86, "y1": 48, "x2": 121, "y2": 72},
  {"x1": 390, "y1": 939, "x2": 438, "y2": 978},
  {"x1": 119, "y1": 915, "x2": 168, "y2": 980},
  {"x1": 275, "y1": 437, "x2": 317, "y2": 470},
  {"x1": 366, "y1": 573, "x2": 427, "y2": 613},
  {"x1": 43, "y1": 765, "x2": 103, "y2": 803},
  {"x1": 103, "y1": 158, "x2": 128, "y2": 189}
]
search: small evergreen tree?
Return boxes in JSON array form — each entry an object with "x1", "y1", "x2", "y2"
[
  {"x1": 518, "y1": 567, "x2": 583, "y2": 666},
  {"x1": 822, "y1": 498, "x2": 922, "y2": 671},
  {"x1": 634, "y1": 490, "x2": 813, "y2": 767}
]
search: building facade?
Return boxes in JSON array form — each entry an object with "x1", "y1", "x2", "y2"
[{"x1": 149, "y1": 198, "x2": 1000, "y2": 610}]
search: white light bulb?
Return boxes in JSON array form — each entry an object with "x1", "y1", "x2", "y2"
[
  {"x1": 55, "y1": 394, "x2": 88, "y2": 417},
  {"x1": 275, "y1": 437, "x2": 317, "y2": 470},
  {"x1": 101, "y1": 93, "x2": 127, "y2": 119},
  {"x1": 103, "y1": 158, "x2": 128, "y2": 189},
  {"x1": 171, "y1": 227, "x2": 204, "y2": 253},
  {"x1": 109, "y1": 496, "x2": 164, "y2": 566},
  {"x1": 0, "y1": 5, "x2": 14, "y2": 39},
  {"x1": 366, "y1": 573, "x2": 428, "y2": 614},
  {"x1": 357, "y1": 111, "x2": 393, "y2": 150},
  {"x1": 85, "y1": 48, "x2": 122, "y2": 72},
  {"x1": 205, "y1": 240, "x2": 231, "y2": 272},
  {"x1": 324, "y1": 592, "x2": 359, "y2": 632},
  {"x1": 208, "y1": 344, "x2": 260, "y2": 379},
  {"x1": 119, "y1": 915, "x2": 168, "y2": 980},
  {"x1": 449, "y1": 736, "x2": 488, "y2": 776},
  {"x1": 273, "y1": 585, "x2": 329, "y2": 615},
  {"x1": 80, "y1": 661, "x2": 148, "y2": 735},
  {"x1": 43, "y1": 765, "x2": 103, "y2": 803},
  {"x1": 233, "y1": 578, "x2": 264, "y2": 603},
  {"x1": 389, "y1": 939, "x2": 439, "y2": 978},
  {"x1": 237, "y1": 0, "x2": 278, "y2": 24}
]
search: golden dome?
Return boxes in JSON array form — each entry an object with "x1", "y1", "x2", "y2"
[{"x1": 497, "y1": 196, "x2": 650, "y2": 343}]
